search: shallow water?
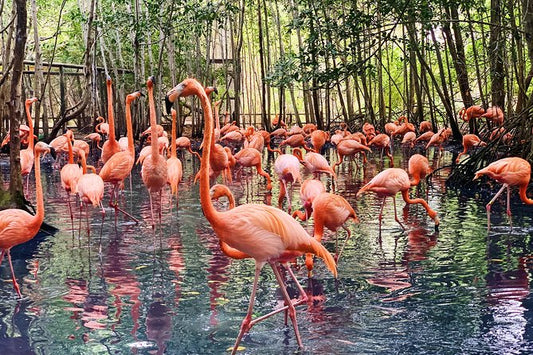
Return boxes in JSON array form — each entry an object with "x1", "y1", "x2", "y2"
[{"x1": 1, "y1": 146, "x2": 533, "y2": 354}]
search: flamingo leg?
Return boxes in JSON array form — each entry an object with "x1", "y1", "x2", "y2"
[
  {"x1": 109, "y1": 183, "x2": 139, "y2": 223},
  {"x1": 232, "y1": 262, "x2": 264, "y2": 355},
  {"x1": 7, "y1": 251, "x2": 22, "y2": 298},
  {"x1": 270, "y1": 261, "x2": 303, "y2": 349},
  {"x1": 0, "y1": 249, "x2": 5, "y2": 265},
  {"x1": 506, "y1": 186, "x2": 512, "y2": 217},
  {"x1": 149, "y1": 193, "x2": 155, "y2": 229},
  {"x1": 393, "y1": 196, "x2": 405, "y2": 230},
  {"x1": 282, "y1": 263, "x2": 308, "y2": 305},
  {"x1": 486, "y1": 184, "x2": 507, "y2": 230},
  {"x1": 337, "y1": 225, "x2": 352, "y2": 263}
]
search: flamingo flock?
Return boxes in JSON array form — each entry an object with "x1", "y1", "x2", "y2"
[{"x1": 0, "y1": 78, "x2": 531, "y2": 354}]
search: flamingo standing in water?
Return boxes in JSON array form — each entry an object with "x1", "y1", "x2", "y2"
[
  {"x1": 20, "y1": 98, "x2": 38, "y2": 192},
  {"x1": 456, "y1": 134, "x2": 486, "y2": 163},
  {"x1": 99, "y1": 91, "x2": 143, "y2": 223},
  {"x1": 408, "y1": 154, "x2": 432, "y2": 187},
  {"x1": 60, "y1": 130, "x2": 83, "y2": 222},
  {"x1": 474, "y1": 157, "x2": 533, "y2": 229},
  {"x1": 141, "y1": 77, "x2": 168, "y2": 228},
  {"x1": 233, "y1": 147, "x2": 272, "y2": 190},
  {"x1": 274, "y1": 151, "x2": 302, "y2": 212},
  {"x1": 165, "y1": 78, "x2": 337, "y2": 354},
  {"x1": 167, "y1": 109, "x2": 183, "y2": 208},
  {"x1": 76, "y1": 149, "x2": 105, "y2": 233},
  {"x1": 292, "y1": 178, "x2": 326, "y2": 221},
  {"x1": 0, "y1": 142, "x2": 51, "y2": 298},
  {"x1": 101, "y1": 77, "x2": 121, "y2": 164},
  {"x1": 357, "y1": 168, "x2": 439, "y2": 231}
]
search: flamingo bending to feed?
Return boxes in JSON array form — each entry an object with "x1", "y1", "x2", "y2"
[
  {"x1": 233, "y1": 147, "x2": 272, "y2": 190},
  {"x1": 481, "y1": 106, "x2": 504, "y2": 126},
  {"x1": 292, "y1": 178, "x2": 326, "y2": 221},
  {"x1": 408, "y1": 154, "x2": 432, "y2": 187},
  {"x1": 165, "y1": 78, "x2": 337, "y2": 354},
  {"x1": 0, "y1": 142, "x2": 51, "y2": 298},
  {"x1": 304, "y1": 192, "x2": 359, "y2": 274},
  {"x1": 333, "y1": 139, "x2": 371, "y2": 171},
  {"x1": 474, "y1": 157, "x2": 533, "y2": 229},
  {"x1": 99, "y1": 91, "x2": 143, "y2": 223},
  {"x1": 20, "y1": 98, "x2": 38, "y2": 191},
  {"x1": 292, "y1": 148, "x2": 336, "y2": 186},
  {"x1": 274, "y1": 151, "x2": 302, "y2": 212},
  {"x1": 456, "y1": 134, "x2": 486, "y2": 163},
  {"x1": 141, "y1": 77, "x2": 168, "y2": 227},
  {"x1": 101, "y1": 77, "x2": 121, "y2": 163},
  {"x1": 60, "y1": 130, "x2": 83, "y2": 221},
  {"x1": 167, "y1": 109, "x2": 183, "y2": 207},
  {"x1": 357, "y1": 168, "x2": 439, "y2": 231},
  {"x1": 368, "y1": 133, "x2": 394, "y2": 166}
]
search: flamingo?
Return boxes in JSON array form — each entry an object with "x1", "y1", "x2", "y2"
[
  {"x1": 415, "y1": 131, "x2": 434, "y2": 144},
  {"x1": 459, "y1": 105, "x2": 485, "y2": 121},
  {"x1": 60, "y1": 130, "x2": 83, "y2": 222},
  {"x1": 95, "y1": 116, "x2": 109, "y2": 135},
  {"x1": 292, "y1": 148, "x2": 336, "y2": 183},
  {"x1": 20, "y1": 98, "x2": 38, "y2": 192},
  {"x1": 401, "y1": 131, "x2": 416, "y2": 148},
  {"x1": 291, "y1": 178, "x2": 326, "y2": 221},
  {"x1": 233, "y1": 147, "x2": 272, "y2": 190},
  {"x1": 304, "y1": 192, "x2": 359, "y2": 273},
  {"x1": 474, "y1": 157, "x2": 533, "y2": 229},
  {"x1": 101, "y1": 77, "x2": 121, "y2": 163},
  {"x1": 175, "y1": 137, "x2": 201, "y2": 160},
  {"x1": 419, "y1": 121, "x2": 432, "y2": 133},
  {"x1": 167, "y1": 109, "x2": 183, "y2": 208},
  {"x1": 408, "y1": 154, "x2": 432, "y2": 187},
  {"x1": 278, "y1": 134, "x2": 312, "y2": 151},
  {"x1": 333, "y1": 139, "x2": 371, "y2": 171},
  {"x1": 310, "y1": 130, "x2": 329, "y2": 153},
  {"x1": 0, "y1": 142, "x2": 51, "y2": 298},
  {"x1": 99, "y1": 91, "x2": 143, "y2": 223},
  {"x1": 165, "y1": 78, "x2": 336, "y2": 354},
  {"x1": 481, "y1": 106, "x2": 504, "y2": 126},
  {"x1": 76, "y1": 149, "x2": 105, "y2": 232},
  {"x1": 368, "y1": 133, "x2": 394, "y2": 166},
  {"x1": 141, "y1": 77, "x2": 168, "y2": 227},
  {"x1": 357, "y1": 168, "x2": 439, "y2": 230},
  {"x1": 456, "y1": 134, "x2": 486, "y2": 163},
  {"x1": 274, "y1": 151, "x2": 302, "y2": 212}
]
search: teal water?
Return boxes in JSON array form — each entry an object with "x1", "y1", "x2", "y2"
[{"x1": 1, "y1": 147, "x2": 533, "y2": 354}]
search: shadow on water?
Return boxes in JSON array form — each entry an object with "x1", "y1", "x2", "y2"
[{"x1": 1, "y1": 146, "x2": 533, "y2": 353}]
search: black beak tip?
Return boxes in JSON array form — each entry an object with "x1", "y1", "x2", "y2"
[
  {"x1": 214, "y1": 87, "x2": 219, "y2": 95},
  {"x1": 49, "y1": 147, "x2": 57, "y2": 160},
  {"x1": 165, "y1": 96, "x2": 173, "y2": 115}
]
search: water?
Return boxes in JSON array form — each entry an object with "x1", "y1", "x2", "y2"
[{"x1": 1, "y1": 147, "x2": 533, "y2": 354}]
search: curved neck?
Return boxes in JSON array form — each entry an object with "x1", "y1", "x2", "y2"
[
  {"x1": 214, "y1": 103, "x2": 221, "y2": 132},
  {"x1": 107, "y1": 80, "x2": 116, "y2": 140},
  {"x1": 80, "y1": 150, "x2": 87, "y2": 174},
  {"x1": 66, "y1": 135, "x2": 74, "y2": 164},
  {"x1": 125, "y1": 97, "x2": 135, "y2": 158},
  {"x1": 32, "y1": 150, "x2": 44, "y2": 228},
  {"x1": 147, "y1": 82, "x2": 160, "y2": 160},
  {"x1": 195, "y1": 84, "x2": 221, "y2": 225},
  {"x1": 519, "y1": 184, "x2": 533, "y2": 205},
  {"x1": 170, "y1": 109, "x2": 177, "y2": 158},
  {"x1": 25, "y1": 102, "x2": 35, "y2": 149}
]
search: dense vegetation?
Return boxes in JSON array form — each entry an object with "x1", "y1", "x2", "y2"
[{"x1": 1, "y1": 0, "x2": 532, "y2": 202}]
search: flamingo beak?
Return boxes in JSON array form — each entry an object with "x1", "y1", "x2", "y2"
[{"x1": 165, "y1": 95, "x2": 173, "y2": 115}]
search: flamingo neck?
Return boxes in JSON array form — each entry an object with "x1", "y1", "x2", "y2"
[
  {"x1": 195, "y1": 84, "x2": 221, "y2": 226},
  {"x1": 171, "y1": 110, "x2": 177, "y2": 158},
  {"x1": 80, "y1": 151, "x2": 87, "y2": 174},
  {"x1": 66, "y1": 135, "x2": 74, "y2": 164},
  {"x1": 519, "y1": 184, "x2": 533, "y2": 205},
  {"x1": 32, "y1": 150, "x2": 44, "y2": 230},
  {"x1": 25, "y1": 103, "x2": 35, "y2": 149},
  {"x1": 410, "y1": 175, "x2": 421, "y2": 186},
  {"x1": 147, "y1": 84, "x2": 160, "y2": 160},
  {"x1": 107, "y1": 81, "x2": 116, "y2": 141},
  {"x1": 125, "y1": 99, "x2": 135, "y2": 158}
]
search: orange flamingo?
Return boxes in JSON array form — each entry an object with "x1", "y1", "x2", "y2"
[
  {"x1": 167, "y1": 109, "x2": 183, "y2": 207},
  {"x1": 401, "y1": 131, "x2": 416, "y2": 147},
  {"x1": 166, "y1": 78, "x2": 337, "y2": 353},
  {"x1": 291, "y1": 178, "x2": 326, "y2": 221},
  {"x1": 20, "y1": 98, "x2": 38, "y2": 191},
  {"x1": 419, "y1": 121, "x2": 432, "y2": 133},
  {"x1": 302, "y1": 123, "x2": 317, "y2": 135},
  {"x1": 357, "y1": 168, "x2": 439, "y2": 230},
  {"x1": 474, "y1": 157, "x2": 533, "y2": 229},
  {"x1": 334, "y1": 139, "x2": 371, "y2": 171},
  {"x1": 60, "y1": 130, "x2": 83, "y2": 221},
  {"x1": 408, "y1": 154, "x2": 432, "y2": 187},
  {"x1": 0, "y1": 141, "x2": 51, "y2": 297},
  {"x1": 292, "y1": 148, "x2": 336, "y2": 182},
  {"x1": 303, "y1": 192, "x2": 359, "y2": 274},
  {"x1": 141, "y1": 77, "x2": 168, "y2": 227},
  {"x1": 481, "y1": 106, "x2": 504, "y2": 126},
  {"x1": 274, "y1": 151, "x2": 302, "y2": 212},
  {"x1": 278, "y1": 133, "x2": 312, "y2": 151},
  {"x1": 233, "y1": 147, "x2": 272, "y2": 190},
  {"x1": 99, "y1": 91, "x2": 143, "y2": 222},
  {"x1": 175, "y1": 137, "x2": 201, "y2": 160},
  {"x1": 459, "y1": 105, "x2": 485, "y2": 121},
  {"x1": 456, "y1": 134, "x2": 486, "y2": 163},
  {"x1": 368, "y1": 133, "x2": 394, "y2": 166},
  {"x1": 310, "y1": 130, "x2": 329, "y2": 153},
  {"x1": 415, "y1": 131, "x2": 434, "y2": 144},
  {"x1": 95, "y1": 116, "x2": 109, "y2": 135},
  {"x1": 101, "y1": 77, "x2": 121, "y2": 163}
]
